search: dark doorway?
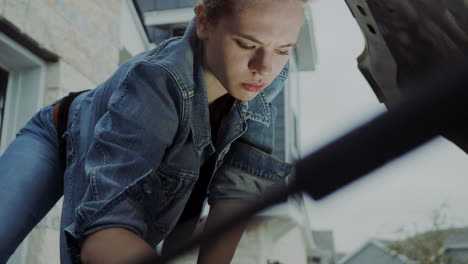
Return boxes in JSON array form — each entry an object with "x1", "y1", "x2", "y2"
[{"x1": 0, "y1": 67, "x2": 9, "y2": 148}]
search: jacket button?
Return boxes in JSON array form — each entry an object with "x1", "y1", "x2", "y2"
[{"x1": 235, "y1": 124, "x2": 241, "y2": 130}]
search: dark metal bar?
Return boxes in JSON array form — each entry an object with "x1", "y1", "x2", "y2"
[
  {"x1": 140, "y1": 60, "x2": 468, "y2": 263},
  {"x1": 346, "y1": 0, "x2": 468, "y2": 152}
]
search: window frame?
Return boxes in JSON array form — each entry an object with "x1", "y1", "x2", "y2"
[{"x1": 0, "y1": 32, "x2": 47, "y2": 155}]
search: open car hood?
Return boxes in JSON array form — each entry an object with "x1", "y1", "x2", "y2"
[{"x1": 345, "y1": 0, "x2": 468, "y2": 153}]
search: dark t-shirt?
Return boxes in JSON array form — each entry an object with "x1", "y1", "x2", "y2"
[{"x1": 167, "y1": 94, "x2": 235, "y2": 237}]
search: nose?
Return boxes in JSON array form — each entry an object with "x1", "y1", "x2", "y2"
[{"x1": 248, "y1": 48, "x2": 273, "y2": 77}]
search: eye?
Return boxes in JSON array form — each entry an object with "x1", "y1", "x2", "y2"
[
  {"x1": 235, "y1": 40, "x2": 256, "y2": 50},
  {"x1": 276, "y1": 49, "x2": 290, "y2": 56}
]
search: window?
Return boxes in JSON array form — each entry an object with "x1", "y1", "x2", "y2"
[
  {"x1": 147, "y1": 24, "x2": 188, "y2": 45},
  {"x1": 308, "y1": 256, "x2": 322, "y2": 264},
  {"x1": 0, "y1": 29, "x2": 50, "y2": 154},
  {"x1": 133, "y1": 0, "x2": 193, "y2": 45},
  {"x1": 267, "y1": 260, "x2": 283, "y2": 264},
  {"x1": 135, "y1": 0, "x2": 195, "y2": 11},
  {"x1": 293, "y1": 113, "x2": 299, "y2": 155}
]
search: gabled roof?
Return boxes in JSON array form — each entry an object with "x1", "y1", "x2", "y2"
[
  {"x1": 338, "y1": 239, "x2": 417, "y2": 264},
  {"x1": 443, "y1": 227, "x2": 468, "y2": 245},
  {"x1": 442, "y1": 243, "x2": 468, "y2": 253}
]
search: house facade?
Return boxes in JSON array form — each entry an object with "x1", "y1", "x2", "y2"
[
  {"x1": 2, "y1": 1, "x2": 149, "y2": 263},
  {"x1": 1, "y1": 0, "x2": 319, "y2": 263}
]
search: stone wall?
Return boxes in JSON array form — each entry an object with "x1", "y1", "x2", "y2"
[{"x1": 0, "y1": 0, "x2": 121, "y2": 89}]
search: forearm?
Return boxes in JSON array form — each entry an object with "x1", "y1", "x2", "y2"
[
  {"x1": 197, "y1": 201, "x2": 249, "y2": 264},
  {"x1": 81, "y1": 228, "x2": 157, "y2": 264}
]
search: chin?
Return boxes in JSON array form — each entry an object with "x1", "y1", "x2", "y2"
[{"x1": 231, "y1": 91, "x2": 259, "y2": 101}]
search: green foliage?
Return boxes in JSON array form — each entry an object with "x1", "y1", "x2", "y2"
[
  {"x1": 387, "y1": 230, "x2": 448, "y2": 264},
  {"x1": 386, "y1": 205, "x2": 468, "y2": 264}
]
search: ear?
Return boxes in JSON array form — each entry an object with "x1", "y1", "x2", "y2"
[{"x1": 195, "y1": 4, "x2": 209, "y2": 40}]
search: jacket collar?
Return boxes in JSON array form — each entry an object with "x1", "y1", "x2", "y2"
[
  {"x1": 189, "y1": 19, "x2": 213, "y2": 154},
  {"x1": 239, "y1": 63, "x2": 289, "y2": 127}
]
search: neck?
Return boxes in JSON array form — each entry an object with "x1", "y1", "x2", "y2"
[
  {"x1": 201, "y1": 40, "x2": 228, "y2": 104},
  {"x1": 204, "y1": 70, "x2": 228, "y2": 104}
]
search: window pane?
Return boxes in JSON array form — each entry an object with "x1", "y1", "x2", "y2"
[
  {"x1": 133, "y1": 0, "x2": 194, "y2": 44},
  {"x1": 147, "y1": 24, "x2": 188, "y2": 45},
  {"x1": 135, "y1": 0, "x2": 196, "y2": 11}
]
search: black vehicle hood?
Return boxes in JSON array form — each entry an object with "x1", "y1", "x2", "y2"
[{"x1": 345, "y1": 0, "x2": 468, "y2": 153}]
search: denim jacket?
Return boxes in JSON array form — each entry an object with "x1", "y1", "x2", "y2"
[{"x1": 60, "y1": 19, "x2": 292, "y2": 263}]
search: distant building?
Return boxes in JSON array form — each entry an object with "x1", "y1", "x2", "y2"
[
  {"x1": 440, "y1": 244, "x2": 468, "y2": 264},
  {"x1": 1, "y1": 0, "x2": 319, "y2": 263},
  {"x1": 310, "y1": 230, "x2": 338, "y2": 264}
]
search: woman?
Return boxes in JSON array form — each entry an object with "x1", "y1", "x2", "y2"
[{"x1": 0, "y1": 0, "x2": 308, "y2": 263}]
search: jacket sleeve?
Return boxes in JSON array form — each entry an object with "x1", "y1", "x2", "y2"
[{"x1": 64, "y1": 63, "x2": 181, "y2": 254}]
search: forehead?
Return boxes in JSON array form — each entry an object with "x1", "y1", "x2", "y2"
[{"x1": 221, "y1": 1, "x2": 305, "y2": 43}]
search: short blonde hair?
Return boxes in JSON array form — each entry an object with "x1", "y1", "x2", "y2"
[{"x1": 197, "y1": 0, "x2": 310, "y2": 23}]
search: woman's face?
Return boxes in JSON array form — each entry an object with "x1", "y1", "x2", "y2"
[{"x1": 197, "y1": 1, "x2": 305, "y2": 101}]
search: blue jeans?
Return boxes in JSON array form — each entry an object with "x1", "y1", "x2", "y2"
[{"x1": 0, "y1": 103, "x2": 63, "y2": 263}]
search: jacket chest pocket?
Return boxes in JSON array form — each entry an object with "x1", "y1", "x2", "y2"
[{"x1": 156, "y1": 163, "x2": 199, "y2": 199}]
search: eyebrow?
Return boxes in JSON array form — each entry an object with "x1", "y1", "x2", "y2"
[{"x1": 236, "y1": 33, "x2": 296, "y2": 48}]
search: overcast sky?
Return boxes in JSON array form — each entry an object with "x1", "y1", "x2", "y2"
[{"x1": 299, "y1": 0, "x2": 468, "y2": 254}]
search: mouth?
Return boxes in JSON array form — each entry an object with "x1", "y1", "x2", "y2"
[{"x1": 241, "y1": 82, "x2": 267, "y2": 93}]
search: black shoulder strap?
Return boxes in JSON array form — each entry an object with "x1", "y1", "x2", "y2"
[{"x1": 56, "y1": 90, "x2": 90, "y2": 169}]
